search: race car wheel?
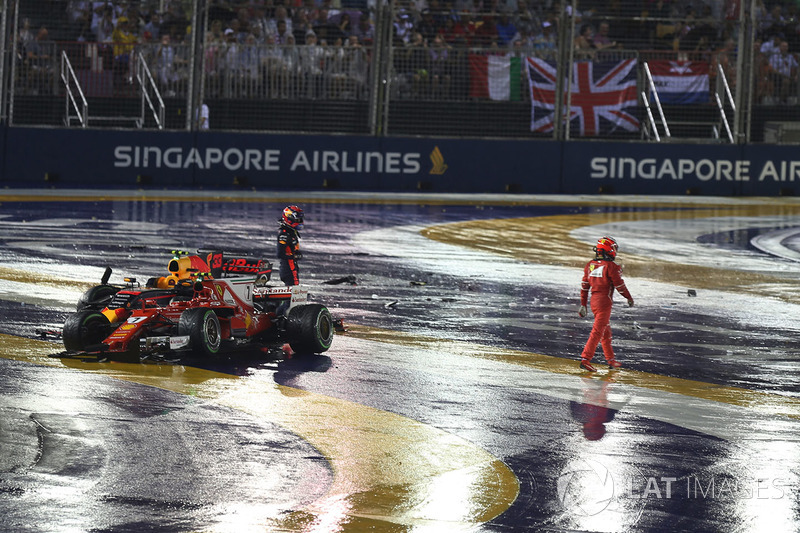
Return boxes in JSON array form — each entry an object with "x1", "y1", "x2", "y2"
[
  {"x1": 62, "y1": 310, "x2": 112, "y2": 351},
  {"x1": 179, "y1": 308, "x2": 222, "y2": 356},
  {"x1": 286, "y1": 304, "x2": 334, "y2": 354},
  {"x1": 76, "y1": 284, "x2": 120, "y2": 311}
]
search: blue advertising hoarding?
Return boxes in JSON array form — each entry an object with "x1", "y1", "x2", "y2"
[{"x1": 2, "y1": 126, "x2": 800, "y2": 196}]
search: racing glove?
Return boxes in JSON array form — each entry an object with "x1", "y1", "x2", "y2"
[
  {"x1": 578, "y1": 305, "x2": 587, "y2": 317},
  {"x1": 627, "y1": 299, "x2": 634, "y2": 307}
]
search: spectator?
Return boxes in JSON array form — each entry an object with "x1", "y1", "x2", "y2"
[
  {"x1": 405, "y1": 31, "x2": 430, "y2": 98},
  {"x1": 204, "y1": 30, "x2": 223, "y2": 97},
  {"x1": 394, "y1": 11, "x2": 415, "y2": 44},
  {"x1": 341, "y1": 34, "x2": 368, "y2": 98},
  {"x1": 22, "y1": 26, "x2": 54, "y2": 95},
  {"x1": 221, "y1": 27, "x2": 239, "y2": 85},
  {"x1": 753, "y1": 38, "x2": 774, "y2": 103},
  {"x1": 268, "y1": 6, "x2": 294, "y2": 38},
  {"x1": 143, "y1": 12, "x2": 162, "y2": 40},
  {"x1": 509, "y1": 20, "x2": 535, "y2": 50},
  {"x1": 768, "y1": 39, "x2": 799, "y2": 103},
  {"x1": 293, "y1": 9, "x2": 314, "y2": 43},
  {"x1": 236, "y1": 7, "x2": 252, "y2": 36},
  {"x1": 251, "y1": 7, "x2": 270, "y2": 41},
  {"x1": 274, "y1": 19, "x2": 293, "y2": 44},
  {"x1": 228, "y1": 17, "x2": 247, "y2": 44},
  {"x1": 285, "y1": 34, "x2": 302, "y2": 89},
  {"x1": 438, "y1": 16, "x2": 468, "y2": 46},
  {"x1": 495, "y1": 11, "x2": 517, "y2": 47},
  {"x1": 496, "y1": 0, "x2": 519, "y2": 15},
  {"x1": 313, "y1": 9, "x2": 344, "y2": 43},
  {"x1": 592, "y1": 21, "x2": 617, "y2": 49},
  {"x1": 96, "y1": 7, "x2": 115, "y2": 42},
  {"x1": 299, "y1": 29, "x2": 325, "y2": 98},
  {"x1": 762, "y1": 3, "x2": 787, "y2": 41},
  {"x1": 712, "y1": 37, "x2": 737, "y2": 91},
  {"x1": 532, "y1": 20, "x2": 557, "y2": 51},
  {"x1": 162, "y1": 2, "x2": 188, "y2": 37},
  {"x1": 753, "y1": 0, "x2": 771, "y2": 39},
  {"x1": 91, "y1": 1, "x2": 118, "y2": 35},
  {"x1": 263, "y1": 34, "x2": 289, "y2": 98},
  {"x1": 155, "y1": 34, "x2": 180, "y2": 96},
  {"x1": 239, "y1": 32, "x2": 263, "y2": 96},
  {"x1": 472, "y1": 15, "x2": 498, "y2": 47},
  {"x1": 417, "y1": 9, "x2": 440, "y2": 43},
  {"x1": 574, "y1": 24, "x2": 595, "y2": 51},
  {"x1": 112, "y1": 15, "x2": 138, "y2": 88},
  {"x1": 67, "y1": 1, "x2": 92, "y2": 26},
  {"x1": 324, "y1": 36, "x2": 347, "y2": 98},
  {"x1": 210, "y1": 19, "x2": 225, "y2": 41},
  {"x1": 195, "y1": 102, "x2": 210, "y2": 130},
  {"x1": 429, "y1": 33, "x2": 451, "y2": 98},
  {"x1": 761, "y1": 32, "x2": 783, "y2": 60},
  {"x1": 353, "y1": 12, "x2": 375, "y2": 44},
  {"x1": 338, "y1": 12, "x2": 354, "y2": 38},
  {"x1": 18, "y1": 18, "x2": 35, "y2": 51}
]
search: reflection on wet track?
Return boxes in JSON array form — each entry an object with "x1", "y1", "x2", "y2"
[{"x1": 2, "y1": 191, "x2": 800, "y2": 532}]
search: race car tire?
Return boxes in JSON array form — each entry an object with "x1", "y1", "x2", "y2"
[
  {"x1": 179, "y1": 308, "x2": 222, "y2": 356},
  {"x1": 286, "y1": 304, "x2": 334, "y2": 354},
  {"x1": 62, "y1": 310, "x2": 112, "y2": 351},
  {"x1": 76, "y1": 284, "x2": 120, "y2": 311}
]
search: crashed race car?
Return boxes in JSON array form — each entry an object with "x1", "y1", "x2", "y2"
[{"x1": 53, "y1": 251, "x2": 334, "y2": 361}]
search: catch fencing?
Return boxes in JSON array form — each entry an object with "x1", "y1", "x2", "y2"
[{"x1": 1, "y1": 0, "x2": 797, "y2": 142}]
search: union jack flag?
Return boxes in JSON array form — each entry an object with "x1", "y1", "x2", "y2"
[{"x1": 527, "y1": 57, "x2": 640, "y2": 136}]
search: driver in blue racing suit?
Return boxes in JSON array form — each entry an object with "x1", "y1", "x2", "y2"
[{"x1": 277, "y1": 205, "x2": 304, "y2": 286}]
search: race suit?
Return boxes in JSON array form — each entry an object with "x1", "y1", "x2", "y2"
[
  {"x1": 580, "y1": 258, "x2": 633, "y2": 362},
  {"x1": 277, "y1": 225, "x2": 301, "y2": 286}
]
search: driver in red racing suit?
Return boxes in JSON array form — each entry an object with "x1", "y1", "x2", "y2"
[{"x1": 578, "y1": 236, "x2": 634, "y2": 372}]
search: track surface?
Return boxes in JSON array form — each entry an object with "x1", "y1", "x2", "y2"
[{"x1": 1, "y1": 190, "x2": 800, "y2": 532}]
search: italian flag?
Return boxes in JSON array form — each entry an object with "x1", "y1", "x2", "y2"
[{"x1": 469, "y1": 54, "x2": 521, "y2": 101}]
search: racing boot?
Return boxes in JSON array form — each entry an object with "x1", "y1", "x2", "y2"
[
  {"x1": 607, "y1": 359, "x2": 622, "y2": 369},
  {"x1": 579, "y1": 359, "x2": 597, "y2": 372}
]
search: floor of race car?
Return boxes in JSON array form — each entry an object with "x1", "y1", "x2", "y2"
[{"x1": 1, "y1": 190, "x2": 800, "y2": 532}]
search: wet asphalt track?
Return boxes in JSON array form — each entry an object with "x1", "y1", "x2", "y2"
[{"x1": 2, "y1": 191, "x2": 800, "y2": 532}]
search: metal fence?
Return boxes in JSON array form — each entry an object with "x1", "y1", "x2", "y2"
[{"x1": 2, "y1": 0, "x2": 799, "y2": 142}]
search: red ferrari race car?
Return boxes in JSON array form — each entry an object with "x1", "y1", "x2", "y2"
[{"x1": 52, "y1": 251, "x2": 334, "y2": 361}]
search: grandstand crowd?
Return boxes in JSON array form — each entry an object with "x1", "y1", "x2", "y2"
[{"x1": 11, "y1": 0, "x2": 800, "y2": 103}]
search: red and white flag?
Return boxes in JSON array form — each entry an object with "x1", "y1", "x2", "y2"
[{"x1": 648, "y1": 60, "x2": 710, "y2": 104}]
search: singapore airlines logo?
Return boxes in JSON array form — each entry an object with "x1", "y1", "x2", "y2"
[{"x1": 429, "y1": 146, "x2": 448, "y2": 175}]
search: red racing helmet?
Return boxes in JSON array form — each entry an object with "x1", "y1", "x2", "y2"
[
  {"x1": 594, "y1": 236, "x2": 618, "y2": 259},
  {"x1": 281, "y1": 205, "x2": 305, "y2": 230}
]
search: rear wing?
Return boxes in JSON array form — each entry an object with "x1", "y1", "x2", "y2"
[{"x1": 205, "y1": 251, "x2": 272, "y2": 280}]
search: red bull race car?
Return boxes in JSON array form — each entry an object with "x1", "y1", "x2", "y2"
[{"x1": 53, "y1": 251, "x2": 334, "y2": 361}]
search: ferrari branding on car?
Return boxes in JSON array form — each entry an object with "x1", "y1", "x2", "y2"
[
  {"x1": 290, "y1": 286, "x2": 309, "y2": 309},
  {"x1": 169, "y1": 336, "x2": 190, "y2": 350},
  {"x1": 260, "y1": 287, "x2": 293, "y2": 295}
]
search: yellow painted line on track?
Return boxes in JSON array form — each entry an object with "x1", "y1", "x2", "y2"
[
  {"x1": 4, "y1": 193, "x2": 800, "y2": 207},
  {"x1": 0, "y1": 334, "x2": 518, "y2": 531},
  {"x1": 422, "y1": 204, "x2": 800, "y2": 300},
  {"x1": 343, "y1": 324, "x2": 800, "y2": 421},
  {"x1": 0, "y1": 266, "x2": 95, "y2": 289}
]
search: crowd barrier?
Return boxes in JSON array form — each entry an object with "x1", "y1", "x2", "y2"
[{"x1": 2, "y1": 126, "x2": 799, "y2": 196}]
